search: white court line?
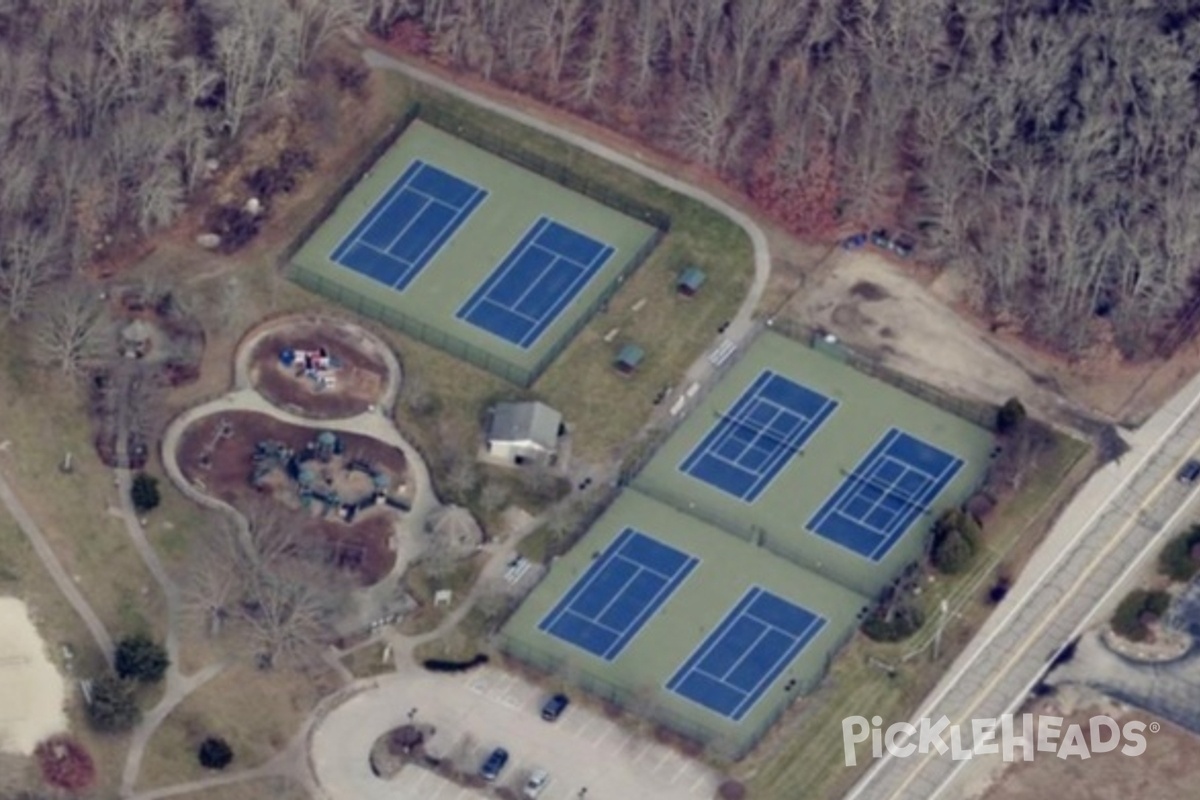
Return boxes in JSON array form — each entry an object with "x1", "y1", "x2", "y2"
[
  {"x1": 456, "y1": 217, "x2": 549, "y2": 318},
  {"x1": 329, "y1": 160, "x2": 424, "y2": 259}
]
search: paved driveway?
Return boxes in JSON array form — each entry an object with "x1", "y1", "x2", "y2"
[{"x1": 310, "y1": 667, "x2": 720, "y2": 800}]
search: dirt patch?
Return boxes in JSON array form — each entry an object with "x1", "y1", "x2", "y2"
[
  {"x1": 176, "y1": 412, "x2": 412, "y2": 585},
  {"x1": 0, "y1": 597, "x2": 67, "y2": 755},
  {"x1": 786, "y1": 250, "x2": 1075, "y2": 428},
  {"x1": 974, "y1": 699, "x2": 1194, "y2": 800},
  {"x1": 248, "y1": 320, "x2": 389, "y2": 418}
]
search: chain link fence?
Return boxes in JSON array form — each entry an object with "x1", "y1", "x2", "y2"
[{"x1": 286, "y1": 101, "x2": 669, "y2": 387}]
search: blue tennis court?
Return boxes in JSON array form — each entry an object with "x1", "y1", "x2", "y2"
[
  {"x1": 679, "y1": 370, "x2": 838, "y2": 503},
  {"x1": 330, "y1": 160, "x2": 487, "y2": 291},
  {"x1": 808, "y1": 428, "x2": 965, "y2": 561},
  {"x1": 456, "y1": 217, "x2": 615, "y2": 349},
  {"x1": 538, "y1": 527, "x2": 698, "y2": 661},
  {"x1": 666, "y1": 587, "x2": 826, "y2": 721}
]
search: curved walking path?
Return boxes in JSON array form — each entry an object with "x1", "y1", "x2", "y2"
[
  {"x1": 298, "y1": 51, "x2": 778, "y2": 800},
  {"x1": 0, "y1": 469, "x2": 115, "y2": 663},
  {"x1": 121, "y1": 315, "x2": 429, "y2": 797},
  {"x1": 113, "y1": 432, "x2": 238, "y2": 797},
  {"x1": 161, "y1": 389, "x2": 437, "y2": 546},
  {"x1": 232, "y1": 313, "x2": 402, "y2": 408},
  {"x1": 361, "y1": 48, "x2": 773, "y2": 355},
  {"x1": 144, "y1": 51, "x2": 779, "y2": 800}
]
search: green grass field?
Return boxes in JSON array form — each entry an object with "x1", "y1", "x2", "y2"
[
  {"x1": 634, "y1": 332, "x2": 995, "y2": 599},
  {"x1": 501, "y1": 488, "x2": 869, "y2": 758},
  {"x1": 291, "y1": 120, "x2": 656, "y2": 384}
]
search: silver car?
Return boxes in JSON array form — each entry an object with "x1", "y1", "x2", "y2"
[{"x1": 523, "y1": 768, "x2": 550, "y2": 799}]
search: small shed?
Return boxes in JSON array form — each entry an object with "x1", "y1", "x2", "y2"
[
  {"x1": 676, "y1": 266, "x2": 707, "y2": 297},
  {"x1": 485, "y1": 401, "x2": 564, "y2": 465},
  {"x1": 614, "y1": 344, "x2": 645, "y2": 376}
]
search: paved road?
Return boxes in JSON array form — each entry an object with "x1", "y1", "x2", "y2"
[
  {"x1": 0, "y1": 469, "x2": 115, "y2": 664},
  {"x1": 845, "y1": 368, "x2": 1200, "y2": 800}
]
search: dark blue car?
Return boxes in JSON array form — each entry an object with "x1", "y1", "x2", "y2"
[{"x1": 480, "y1": 747, "x2": 509, "y2": 781}]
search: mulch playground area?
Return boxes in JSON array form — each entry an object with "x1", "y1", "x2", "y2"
[
  {"x1": 177, "y1": 411, "x2": 412, "y2": 585},
  {"x1": 247, "y1": 321, "x2": 390, "y2": 419}
]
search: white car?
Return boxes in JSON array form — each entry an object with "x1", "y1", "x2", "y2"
[{"x1": 523, "y1": 768, "x2": 550, "y2": 799}]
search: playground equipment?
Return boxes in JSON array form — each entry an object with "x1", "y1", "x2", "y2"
[
  {"x1": 250, "y1": 430, "x2": 401, "y2": 521},
  {"x1": 280, "y1": 346, "x2": 340, "y2": 390}
]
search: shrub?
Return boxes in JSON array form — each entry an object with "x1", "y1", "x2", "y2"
[
  {"x1": 1158, "y1": 524, "x2": 1200, "y2": 582},
  {"x1": 35, "y1": 736, "x2": 95, "y2": 791},
  {"x1": 1111, "y1": 589, "x2": 1172, "y2": 642},
  {"x1": 422, "y1": 654, "x2": 489, "y2": 673},
  {"x1": 198, "y1": 736, "x2": 233, "y2": 770},
  {"x1": 206, "y1": 205, "x2": 262, "y2": 252},
  {"x1": 996, "y1": 398, "x2": 1027, "y2": 434},
  {"x1": 987, "y1": 576, "x2": 1011, "y2": 604},
  {"x1": 86, "y1": 672, "x2": 141, "y2": 733},
  {"x1": 718, "y1": 779, "x2": 748, "y2": 800},
  {"x1": 861, "y1": 604, "x2": 925, "y2": 642},
  {"x1": 388, "y1": 725, "x2": 425, "y2": 756},
  {"x1": 930, "y1": 509, "x2": 981, "y2": 574},
  {"x1": 114, "y1": 634, "x2": 169, "y2": 683},
  {"x1": 130, "y1": 473, "x2": 161, "y2": 512}
]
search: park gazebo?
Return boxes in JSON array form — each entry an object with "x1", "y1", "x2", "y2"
[
  {"x1": 614, "y1": 344, "x2": 645, "y2": 376},
  {"x1": 676, "y1": 266, "x2": 707, "y2": 297}
]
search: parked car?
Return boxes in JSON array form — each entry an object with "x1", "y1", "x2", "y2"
[
  {"x1": 869, "y1": 228, "x2": 891, "y2": 248},
  {"x1": 890, "y1": 233, "x2": 916, "y2": 258},
  {"x1": 480, "y1": 748, "x2": 509, "y2": 782},
  {"x1": 1177, "y1": 458, "x2": 1200, "y2": 484},
  {"x1": 523, "y1": 769, "x2": 550, "y2": 799},
  {"x1": 842, "y1": 232, "x2": 867, "y2": 250},
  {"x1": 541, "y1": 693, "x2": 570, "y2": 721}
]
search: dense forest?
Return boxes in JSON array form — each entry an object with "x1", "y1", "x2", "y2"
[
  {"x1": 0, "y1": 0, "x2": 394, "y2": 321},
  {"x1": 386, "y1": 0, "x2": 1200, "y2": 358},
  {"x1": 5, "y1": 1, "x2": 1200, "y2": 359}
]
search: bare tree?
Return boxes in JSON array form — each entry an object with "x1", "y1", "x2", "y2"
[
  {"x1": 289, "y1": 0, "x2": 366, "y2": 75},
  {"x1": 213, "y1": 1, "x2": 297, "y2": 137},
  {"x1": 444, "y1": 459, "x2": 479, "y2": 500},
  {"x1": 0, "y1": 222, "x2": 64, "y2": 320},
  {"x1": 570, "y1": 0, "x2": 617, "y2": 108},
  {"x1": 672, "y1": 70, "x2": 740, "y2": 169},
  {"x1": 478, "y1": 481, "x2": 509, "y2": 516},
  {"x1": 183, "y1": 501, "x2": 346, "y2": 668},
  {"x1": 423, "y1": 504, "x2": 482, "y2": 576},
  {"x1": 29, "y1": 281, "x2": 113, "y2": 376}
]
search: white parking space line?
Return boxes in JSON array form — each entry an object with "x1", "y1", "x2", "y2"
[
  {"x1": 669, "y1": 760, "x2": 694, "y2": 784},
  {"x1": 572, "y1": 716, "x2": 600, "y2": 739},
  {"x1": 635, "y1": 745, "x2": 660, "y2": 770},
  {"x1": 606, "y1": 730, "x2": 633, "y2": 753},
  {"x1": 690, "y1": 771, "x2": 713, "y2": 794},
  {"x1": 654, "y1": 750, "x2": 683, "y2": 775},
  {"x1": 592, "y1": 720, "x2": 621, "y2": 747}
]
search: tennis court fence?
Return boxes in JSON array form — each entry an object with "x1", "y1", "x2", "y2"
[
  {"x1": 287, "y1": 100, "x2": 670, "y2": 387},
  {"x1": 417, "y1": 104, "x2": 672, "y2": 233},
  {"x1": 280, "y1": 103, "x2": 424, "y2": 270},
  {"x1": 768, "y1": 317, "x2": 1000, "y2": 431}
]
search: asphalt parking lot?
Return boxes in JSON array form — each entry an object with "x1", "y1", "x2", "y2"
[
  {"x1": 310, "y1": 666, "x2": 720, "y2": 800},
  {"x1": 451, "y1": 669, "x2": 719, "y2": 800}
]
